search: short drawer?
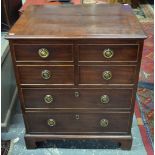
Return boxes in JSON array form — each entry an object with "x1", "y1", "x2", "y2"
[
  {"x1": 22, "y1": 88, "x2": 133, "y2": 109},
  {"x1": 13, "y1": 44, "x2": 73, "y2": 62},
  {"x1": 17, "y1": 65, "x2": 74, "y2": 85},
  {"x1": 79, "y1": 65, "x2": 136, "y2": 85},
  {"x1": 25, "y1": 112, "x2": 130, "y2": 133},
  {"x1": 79, "y1": 44, "x2": 139, "y2": 62}
]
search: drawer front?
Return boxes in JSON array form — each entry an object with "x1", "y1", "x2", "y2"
[
  {"x1": 17, "y1": 66, "x2": 74, "y2": 85},
  {"x1": 79, "y1": 66, "x2": 136, "y2": 84},
  {"x1": 14, "y1": 44, "x2": 73, "y2": 62},
  {"x1": 79, "y1": 44, "x2": 138, "y2": 62},
  {"x1": 26, "y1": 112, "x2": 130, "y2": 133},
  {"x1": 22, "y1": 88, "x2": 133, "y2": 109}
]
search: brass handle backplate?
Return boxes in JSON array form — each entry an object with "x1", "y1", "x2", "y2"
[
  {"x1": 47, "y1": 119, "x2": 56, "y2": 127},
  {"x1": 41, "y1": 70, "x2": 51, "y2": 79},
  {"x1": 100, "y1": 119, "x2": 109, "y2": 128},
  {"x1": 102, "y1": 71, "x2": 112, "y2": 80},
  {"x1": 44, "y1": 95, "x2": 53, "y2": 104},
  {"x1": 101, "y1": 95, "x2": 110, "y2": 104},
  {"x1": 38, "y1": 48, "x2": 49, "y2": 59},
  {"x1": 103, "y1": 48, "x2": 114, "y2": 59}
]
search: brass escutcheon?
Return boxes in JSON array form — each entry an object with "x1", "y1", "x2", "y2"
[
  {"x1": 75, "y1": 114, "x2": 80, "y2": 120},
  {"x1": 75, "y1": 91, "x2": 80, "y2": 98}
]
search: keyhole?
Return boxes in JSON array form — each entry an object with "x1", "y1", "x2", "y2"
[
  {"x1": 75, "y1": 92, "x2": 80, "y2": 98},
  {"x1": 75, "y1": 114, "x2": 80, "y2": 120}
]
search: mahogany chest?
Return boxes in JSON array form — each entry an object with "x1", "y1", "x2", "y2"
[{"x1": 7, "y1": 4, "x2": 146, "y2": 150}]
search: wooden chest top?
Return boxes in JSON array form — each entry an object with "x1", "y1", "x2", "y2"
[{"x1": 7, "y1": 4, "x2": 146, "y2": 39}]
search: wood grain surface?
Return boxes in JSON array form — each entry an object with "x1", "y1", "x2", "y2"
[
  {"x1": 7, "y1": 4, "x2": 147, "y2": 39},
  {"x1": 22, "y1": 88, "x2": 133, "y2": 109},
  {"x1": 25, "y1": 112, "x2": 130, "y2": 133}
]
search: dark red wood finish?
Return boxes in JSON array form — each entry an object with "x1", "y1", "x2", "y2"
[
  {"x1": 79, "y1": 65, "x2": 136, "y2": 84},
  {"x1": 22, "y1": 88, "x2": 133, "y2": 109},
  {"x1": 17, "y1": 65, "x2": 74, "y2": 85},
  {"x1": 25, "y1": 112, "x2": 130, "y2": 133},
  {"x1": 7, "y1": 4, "x2": 146, "y2": 150},
  {"x1": 7, "y1": 5, "x2": 146, "y2": 39},
  {"x1": 79, "y1": 44, "x2": 139, "y2": 62},
  {"x1": 13, "y1": 44, "x2": 73, "y2": 62}
]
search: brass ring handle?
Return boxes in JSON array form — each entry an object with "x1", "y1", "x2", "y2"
[
  {"x1": 47, "y1": 119, "x2": 56, "y2": 127},
  {"x1": 44, "y1": 95, "x2": 53, "y2": 104},
  {"x1": 102, "y1": 71, "x2": 112, "y2": 80},
  {"x1": 41, "y1": 70, "x2": 51, "y2": 79},
  {"x1": 38, "y1": 48, "x2": 49, "y2": 59},
  {"x1": 100, "y1": 119, "x2": 109, "y2": 128},
  {"x1": 103, "y1": 48, "x2": 114, "y2": 59},
  {"x1": 101, "y1": 95, "x2": 110, "y2": 104}
]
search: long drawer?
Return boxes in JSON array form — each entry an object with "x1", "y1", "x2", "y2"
[
  {"x1": 25, "y1": 112, "x2": 130, "y2": 133},
  {"x1": 78, "y1": 44, "x2": 139, "y2": 62},
  {"x1": 22, "y1": 88, "x2": 133, "y2": 109},
  {"x1": 79, "y1": 65, "x2": 136, "y2": 85},
  {"x1": 13, "y1": 44, "x2": 73, "y2": 62},
  {"x1": 17, "y1": 65, "x2": 74, "y2": 85}
]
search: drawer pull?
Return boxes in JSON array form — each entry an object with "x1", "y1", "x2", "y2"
[
  {"x1": 75, "y1": 114, "x2": 80, "y2": 120},
  {"x1": 75, "y1": 91, "x2": 80, "y2": 98},
  {"x1": 47, "y1": 119, "x2": 56, "y2": 127},
  {"x1": 44, "y1": 95, "x2": 53, "y2": 104},
  {"x1": 101, "y1": 95, "x2": 110, "y2": 104},
  {"x1": 100, "y1": 119, "x2": 109, "y2": 128},
  {"x1": 41, "y1": 70, "x2": 51, "y2": 79},
  {"x1": 102, "y1": 71, "x2": 112, "y2": 80},
  {"x1": 103, "y1": 48, "x2": 114, "y2": 59},
  {"x1": 38, "y1": 48, "x2": 49, "y2": 59}
]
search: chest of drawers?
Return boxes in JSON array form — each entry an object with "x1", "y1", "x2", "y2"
[{"x1": 7, "y1": 4, "x2": 146, "y2": 150}]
